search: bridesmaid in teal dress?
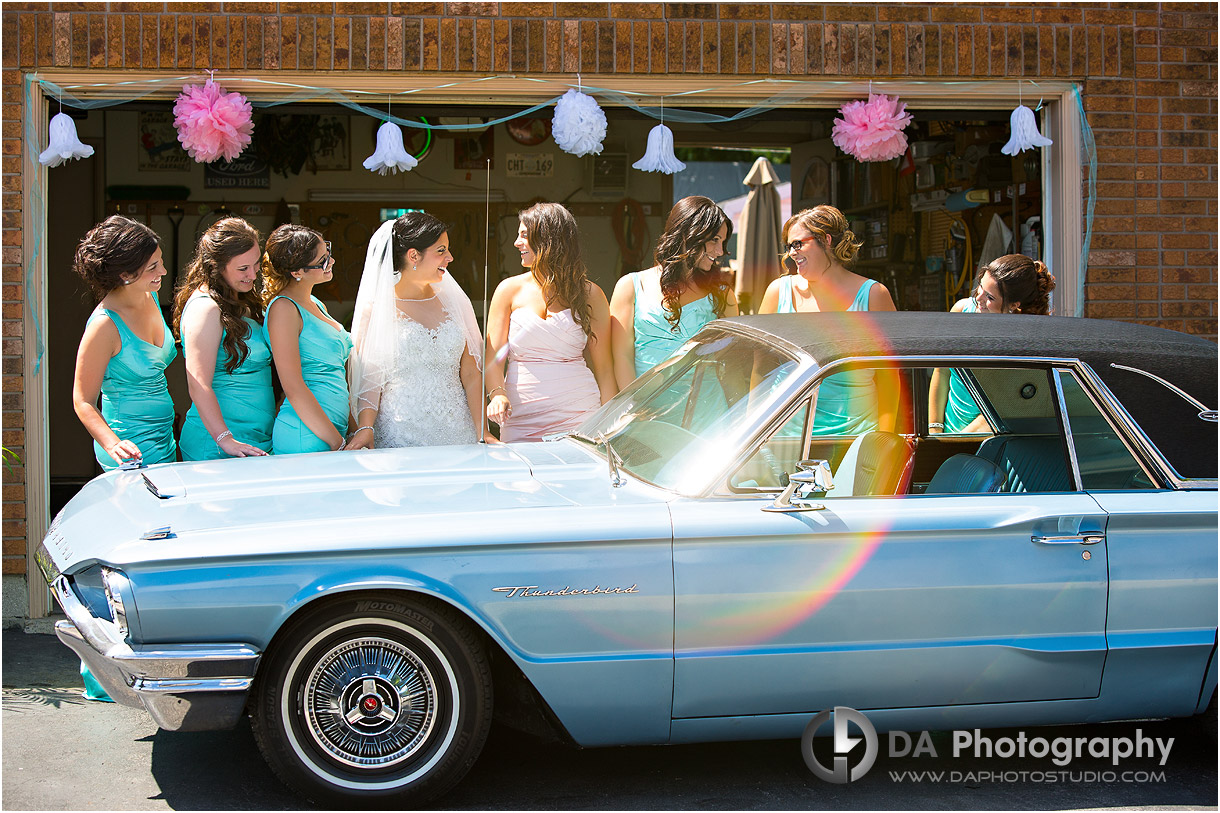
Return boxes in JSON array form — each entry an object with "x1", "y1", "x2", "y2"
[
  {"x1": 71, "y1": 215, "x2": 176, "y2": 471},
  {"x1": 71, "y1": 215, "x2": 175, "y2": 701},
  {"x1": 173, "y1": 217, "x2": 274, "y2": 460},
  {"x1": 929, "y1": 254, "x2": 1057, "y2": 435},
  {"x1": 609, "y1": 196, "x2": 737, "y2": 387},
  {"x1": 759, "y1": 204, "x2": 899, "y2": 435},
  {"x1": 262, "y1": 225, "x2": 353, "y2": 454}
]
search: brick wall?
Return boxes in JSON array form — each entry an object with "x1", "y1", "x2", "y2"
[{"x1": 1, "y1": 2, "x2": 1216, "y2": 581}]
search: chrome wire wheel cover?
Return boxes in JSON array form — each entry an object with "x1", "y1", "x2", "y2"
[{"x1": 302, "y1": 635, "x2": 439, "y2": 770}]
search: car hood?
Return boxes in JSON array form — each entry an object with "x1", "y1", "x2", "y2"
[{"x1": 45, "y1": 439, "x2": 656, "y2": 573}]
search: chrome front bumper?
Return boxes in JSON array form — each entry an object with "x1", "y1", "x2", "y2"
[{"x1": 51, "y1": 575, "x2": 260, "y2": 732}]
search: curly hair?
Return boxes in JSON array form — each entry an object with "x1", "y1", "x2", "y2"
[
  {"x1": 391, "y1": 210, "x2": 449, "y2": 273},
  {"x1": 780, "y1": 205, "x2": 863, "y2": 273},
  {"x1": 654, "y1": 195, "x2": 733, "y2": 331},
  {"x1": 172, "y1": 217, "x2": 264, "y2": 374},
  {"x1": 260, "y1": 224, "x2": 325, "y2": 306},
  {"x1": 72, "y1": 215, "x2": 161, "y2": 301},
  {"x1": 518, "y1": 202, "x2": 594, "y2": 338},
  {"x1": 975, "y1": 254, "x2": 1057, "y2": 314}
]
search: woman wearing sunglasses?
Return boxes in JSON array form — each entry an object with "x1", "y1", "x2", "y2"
[
  {"x1": 263, "y1": 226, "x2": 354, "y2": 454},
  {"x1": 759, "y1": 204, "x2": 898, "y2": 434}
]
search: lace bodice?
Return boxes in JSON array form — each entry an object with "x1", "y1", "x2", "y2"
[{"x1": 374, "y1": 302, "x2": 478, "y2": 448}]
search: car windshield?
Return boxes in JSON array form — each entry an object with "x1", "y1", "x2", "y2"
[{"x1": 576, "y1": 328, "x2": 803, "y2": 494}]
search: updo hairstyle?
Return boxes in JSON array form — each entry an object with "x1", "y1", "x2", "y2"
[
  {"x1": 260, "y1": 224, "x2": 325, "y2": 305},
  {"x1": 780, "y1": 205, "x2": 863, "y2": 272},
  {"x1": 391, "y1": 211, "x2": 448, "y2": 273},
  {"x1": 975, "y1": 254, "x2": 1057, "y2": 314},
  {"x1": 71, "y1": 215, "x2": 161, "y2": 301}
]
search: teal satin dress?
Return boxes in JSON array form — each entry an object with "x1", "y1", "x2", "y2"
[
  {"x1": 777, "y1": 275, "x2": 879, "y2": 436},
  {"x1": 266, "y1": 295, "x2": 352, "y2": 455},
  {"x1": 630, "y1": 271, "x2": 726, "y2": 430},
  {"x1": 630, "y1": 271, "x2": 719, "y2": 376},
  {"x1": 945, "y1": 298, "x2": 982, "y2": 432},
  {"x1": 88, "y1": 303, "x2": 177, "y2": 470},
  {"x1": 179, "y1": 292, "x2": 275, "y2": 460}
]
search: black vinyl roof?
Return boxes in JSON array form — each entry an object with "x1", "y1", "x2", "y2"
[{"x1": 726, "y1": 312, "x2": 1218, "y2": 479}]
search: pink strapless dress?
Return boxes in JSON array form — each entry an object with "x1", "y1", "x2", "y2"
[{"x1": 502, "y1": 308, "x2": 601, "y2": 442}]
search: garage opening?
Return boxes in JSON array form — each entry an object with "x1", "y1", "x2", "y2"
[{"x1": 36, "y1": 79, "x2": 1073, "y2": 519}]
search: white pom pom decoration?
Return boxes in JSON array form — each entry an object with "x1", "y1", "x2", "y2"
[
  {"x1": 1001, "y1": 105, "x2": 1053, "y2": 155},
  {"x1": 363, "y1": 120, "x2": 418, "y2": 175},
  {"x1": 552, "y1": 88, "x2": 607, "y2": 157},
  {"x1": 39, "y1": 112, "x2": 94, "y2": 167},
  {"x1": 632, "y1": 123, "x2": 686, "y2": 174}
]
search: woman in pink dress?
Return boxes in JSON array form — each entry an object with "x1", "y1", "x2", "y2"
[{"x1": 485, "y1": 202, "x2": 617, "y2": 441}]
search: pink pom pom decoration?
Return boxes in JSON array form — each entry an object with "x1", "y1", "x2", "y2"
[
  {"x1": 831, "y1": 93, "x2": 913, "y2": 163},
  {"x1": 173, "y1": 77, "x2": 254, "y2": 163}
]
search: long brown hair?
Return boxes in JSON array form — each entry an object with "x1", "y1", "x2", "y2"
[
  {"x1": 653, "y1": 195, "x2": 732, "y2": 330},
  {"x1": 780, "y1": 205, "x2": 862, "y2": 273},
  {"x1": 974, "y1": 254, "x2": 1057, "y2": 314},
  {"x1": 72, "y1": 215, "x2": 161, "y2": 301},
  {"x1": 518, "y1": 202, "x2": 593, "y2": 338},
  {"x1": 260, "y1": 224, "x2": 325, "y2": 305},
  {"x1": 172, "y1": 217, "x2": 263, "y2": 374}
]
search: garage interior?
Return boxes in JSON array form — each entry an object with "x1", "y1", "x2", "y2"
[{"x1": 45, "y1": 99, "x2": 1046, "y2": 508}]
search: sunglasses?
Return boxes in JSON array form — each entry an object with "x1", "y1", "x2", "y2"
[{"x1": 302, "y1": 241, "x2": 333, "y2": 270}]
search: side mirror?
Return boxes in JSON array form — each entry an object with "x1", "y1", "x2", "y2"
[{"x1": 762, "y1": 459, "x2": 833, "y2": 513}]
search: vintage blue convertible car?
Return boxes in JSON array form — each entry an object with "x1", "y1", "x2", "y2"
[{"x1": 38, "y1": 312, "x2": 1217, "y2": 805}]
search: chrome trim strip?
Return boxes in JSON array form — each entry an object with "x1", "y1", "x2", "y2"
[
  {"x1": 52, "y1": 575, "x2": 260, "y2": 682},
  {"x1": 1052, "y1": 368, "x2": 1085, "y2": 492},
  {"x1": 1109, "y1": 362, "x2": 1216, "y2": 416},
  {"x1": 132, "y1": 677, "x2": 253, "y2": 694}
]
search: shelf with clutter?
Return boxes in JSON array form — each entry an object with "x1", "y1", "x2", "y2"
[{"x1": 790, "y1": 109, "x2": 1048, "y2": 314}]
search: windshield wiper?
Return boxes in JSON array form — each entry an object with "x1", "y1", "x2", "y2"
[{"x1": 597, "y1": 432, "x2": 626, "y2": 488}]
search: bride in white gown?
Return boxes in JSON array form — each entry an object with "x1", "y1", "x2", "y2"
[{"x1": 346, "y1": 213, "x2": 486, "y2": 449}]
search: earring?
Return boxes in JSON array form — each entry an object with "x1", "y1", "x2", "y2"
[
  {"x1": 413, "y1": 265, "x2": 417, "y2": 272},
  {"x1": 293, "y1": 274, "x2": 301, "y2": 281},
  {"x1": 122, "y1": 278, "x2": 133, "y2": 285}
]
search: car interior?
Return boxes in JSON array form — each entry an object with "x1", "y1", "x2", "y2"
[{"x1": 729, "y1": 363, "x2": 1154, "y2": 498}]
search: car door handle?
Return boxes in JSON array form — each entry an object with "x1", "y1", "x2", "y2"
[{"x1": 1031, "y1": 533, "x2": 1104, "y2": 545}]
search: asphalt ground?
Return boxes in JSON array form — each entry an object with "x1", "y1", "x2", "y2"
[{"x1": 3, "y1": 626, "x2": 1216, "y2": 811}]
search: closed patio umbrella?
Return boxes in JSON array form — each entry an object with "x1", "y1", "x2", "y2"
[{"x1": 735, "y1": 156, "x2": 783, "y2": 314}]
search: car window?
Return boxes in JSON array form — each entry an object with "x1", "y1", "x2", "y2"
[
  {"x1": 730, "y1": 403, "x2": 810, "y2": 491},
  {"x1": 579, "y1": 329, "x2": 802, "y2": 494},
  {"x1": 1098, "y1": 364, "x2": 1218, "y2": 482},
  {"x1": 1057, "y1": 370, "x2": 1155, "y2": 490}
]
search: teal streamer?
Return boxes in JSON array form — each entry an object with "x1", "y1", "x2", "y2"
[
  {"x1": 1074, "y1": 85, "x2": 1096, "y2": 318},
  {"x1": 22, "y1": 74, "x2": 46, "y2": 375}
]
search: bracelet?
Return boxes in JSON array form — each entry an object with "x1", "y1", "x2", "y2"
[
  {"x1": 487, "y1": 386, "x2": 506, "y2": 400},
  {"x1": 214, "y1": 430, "x2": 233, "y2": 443},
  {"x1": 928, "y1": 422, "x2": 944, "y2": 429},
  {"x1": 354, "y1": 425, "x2": 374, "y2": 435},
  {"x1": 336, "y1": 439, "x2": 347, "y2": 451}
]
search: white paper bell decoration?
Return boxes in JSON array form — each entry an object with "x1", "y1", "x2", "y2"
[
  {"x1": 632, "y1": 123, "x2": 686, "y2": 174},
  {"x1": 39, "y1": 112, "x2": 94, "y2": 167},
  {"x1": 552, "y1": 88, "x2": 607, "y2": 157},
  {"x1": 1001, "y1": 105, "x2": 1053, "y2": 155},
  {"x1": 363, "y1": 120, "x2": 418, "y2": 175}
]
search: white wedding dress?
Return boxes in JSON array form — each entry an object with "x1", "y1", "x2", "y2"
[{"x1": 374, "y1": 296, "x2": 478, "y2": 448}]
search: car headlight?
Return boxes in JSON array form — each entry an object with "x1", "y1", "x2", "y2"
[{"x1": 98, "y1": 567, "x2": 130, "y2": 638}]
